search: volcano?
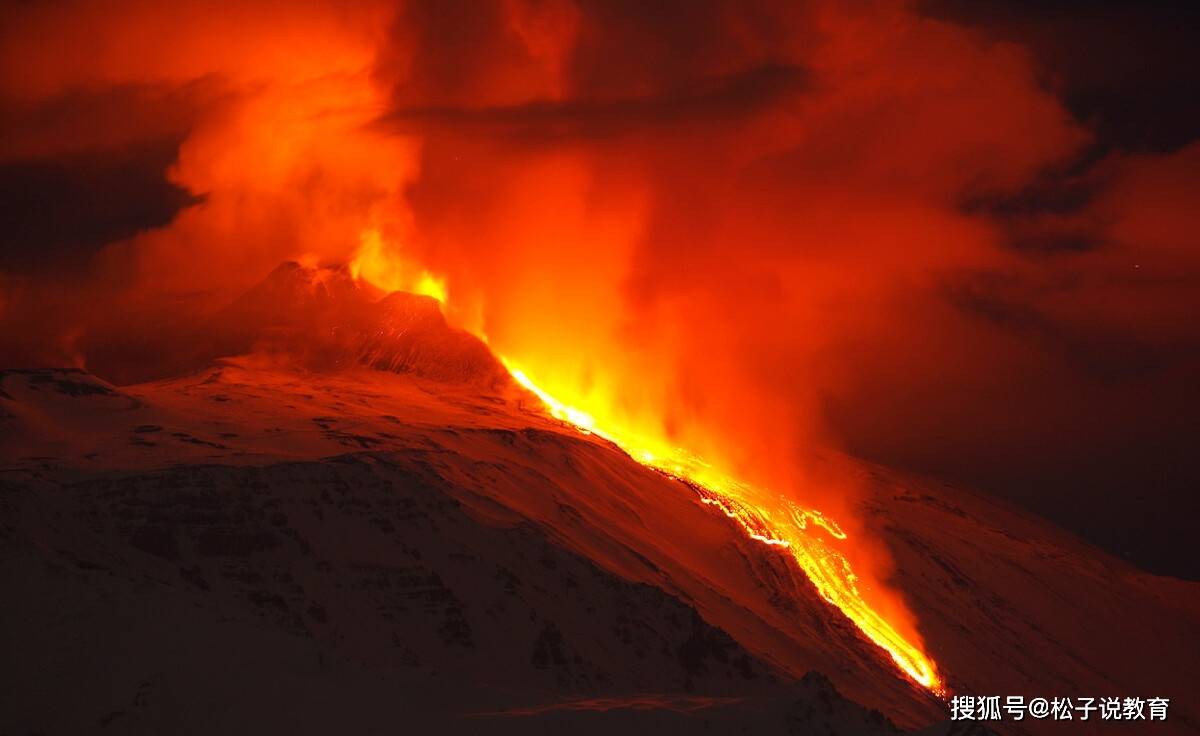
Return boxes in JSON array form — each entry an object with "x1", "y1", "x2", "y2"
[{"x1": 1, "y1": 263, "x2": 1196, "y2": 735}]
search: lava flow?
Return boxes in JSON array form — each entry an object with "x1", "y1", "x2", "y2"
[
  {"x1": 502, "y1": 359, "x2": 944, "y2": 694},
  {"x1": 346, "y1": 235, "x2": 944, "y2": 693}
]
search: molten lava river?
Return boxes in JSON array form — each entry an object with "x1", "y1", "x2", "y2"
[{"x1": 349, "y1": 236, "x2": 944, "y2": 695}]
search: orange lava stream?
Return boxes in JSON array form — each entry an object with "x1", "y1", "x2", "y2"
[
  {"x1": 501, "y1": 358, "x2": 943, "y2": 693},
  {"x1": 346, "y1": 234, "x2": 941, "y2": 692}
]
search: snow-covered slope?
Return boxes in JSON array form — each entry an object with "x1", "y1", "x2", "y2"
[
  {"x1": 1, "y1": 362, "x2": 1193, "y2": 734},
  {"x1": 0, "y1": 363, "x2": 985, "y2": 735}
]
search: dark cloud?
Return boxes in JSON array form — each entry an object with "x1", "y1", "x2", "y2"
[
  {"x1": 0, "y1": 81, "x2": 216, "y2": 271},
  {"x1": 0, "y1": 141, "x2": 198, "y2": 273},
  {"x1": 923, "y1": 0, "x2": 1200, "y2": 153},
  {"x1": 381, "y1": 64, "x2": 809, "y2": 141},
  {"x1": 0, "y1": 81, "x2": 215, "y2": 160}
]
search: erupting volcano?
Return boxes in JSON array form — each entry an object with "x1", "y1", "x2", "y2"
[
  {"x1": 343, "y1": 235, "x2": 943, "y2": 692},
  {"x1": 2, "y1": 1, "x2": 1198, "y2": 734}
]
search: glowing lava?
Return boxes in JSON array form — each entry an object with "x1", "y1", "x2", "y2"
[
  {"x1": 349, "y1": 238, "x2": 943, "y2": 694},
  {"x1": 502, "y1": 358, "x2": 944, "y2": 694},
  {"x1": 349, "y1": 229, "x2": 448, "y2": 304}
]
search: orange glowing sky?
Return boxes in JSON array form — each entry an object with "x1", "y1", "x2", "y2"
[{"x1": 1, "y1": 0, "x2": 1199, "y2": 668}]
